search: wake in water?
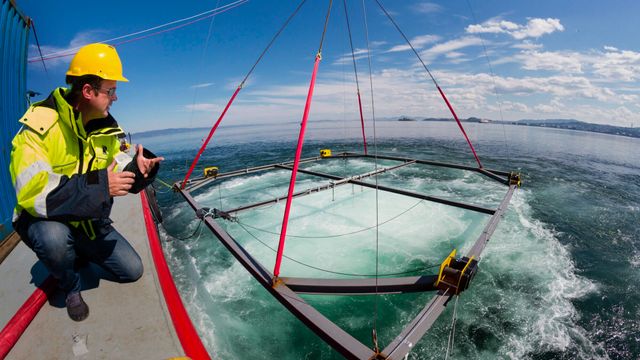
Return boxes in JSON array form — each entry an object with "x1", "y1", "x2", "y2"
[{"x1": 158, "y1": 154, "x2": 604, "y2": 359}]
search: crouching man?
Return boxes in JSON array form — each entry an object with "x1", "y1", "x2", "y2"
[{"x1": 10, "y1": 43, "x2": 163, "y2": 321}]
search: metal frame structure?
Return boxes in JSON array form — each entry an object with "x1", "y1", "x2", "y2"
[{"x1": 177, "y1": 152, "x2": 518, "y2": 359}]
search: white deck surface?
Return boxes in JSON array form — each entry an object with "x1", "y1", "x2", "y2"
[{"x1": 0, "y1": 194, "x2": 184, "y2": 359}]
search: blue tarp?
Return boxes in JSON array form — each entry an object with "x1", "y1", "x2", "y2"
[{"x1": 0, "y1": 0, "x2": 30, "y2": 241}]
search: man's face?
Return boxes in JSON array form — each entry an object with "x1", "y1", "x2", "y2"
[{"x1": 86, "y1": 79, "x2": 117, "y2": 119}]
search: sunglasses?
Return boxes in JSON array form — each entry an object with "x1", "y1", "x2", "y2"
[{"x1": 94, "y1": 86, "x2": 117, "y2": 97}]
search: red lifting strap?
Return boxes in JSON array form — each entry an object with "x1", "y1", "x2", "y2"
[
  {"x1": 357, "y1": 91, "x2": 368, "y2": 155},
  {"x1": 273, "y1": 54, "x2": 322, "y2": 278},
  {"x1": 181, "y1": 85, "x2": 242, "y2": 189},
  {"x1": 437, "y1": 86, "x2": 483, "y2": 168}
]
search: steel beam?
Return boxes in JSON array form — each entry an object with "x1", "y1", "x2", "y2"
[
  {"x1": 178, "y1": 189, "x2": 375, "y2": 359},
  {"x1": 222, "y1": 160, "x2": 416, "y2": 215},
  {"x1": 280, "y1": 165, "x2": 496, "y2": 215},
  {"x1": 282, "y1": 275, "x2": 438, "y2": 295},
  {"x1": 175, "y1": 153, "x2": 520, "y2": 359}
]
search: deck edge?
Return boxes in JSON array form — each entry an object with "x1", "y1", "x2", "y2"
[{"x1": 140, "y1": 190, "x2": 211, "y2": 360}]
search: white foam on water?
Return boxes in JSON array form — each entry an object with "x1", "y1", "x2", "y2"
[
  {"x1": 630, "y1": 252, "x2": 640, "y2": 269},
  {"x1": 224, "y1": 185, "x2": 485, "y2": 279},
  {"x1": 160, "y1": 159, "x2": 610, "y2": 358},
  {"x1": 480, "y1": 191, "x2": 605, "y2": 359}
]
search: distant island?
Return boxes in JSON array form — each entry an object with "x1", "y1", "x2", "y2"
[
  {"x1": 397, "y1": 116, "x2": 640, "y2": 139},
  {"x1": 132, "y1": 118, "x2": 639, "y2": 140}
]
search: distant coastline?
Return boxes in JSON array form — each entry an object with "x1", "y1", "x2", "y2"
[
  {"x1": 132, "y1": 118, "x2": 640, "y2": 139},
  {"x1": 396, "y1": 116, "x2": 640, "y2": 139}
]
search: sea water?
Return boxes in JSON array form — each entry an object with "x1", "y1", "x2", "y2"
[{"x1": 141, "y1": 121, "x2": 639, "y2": 359}]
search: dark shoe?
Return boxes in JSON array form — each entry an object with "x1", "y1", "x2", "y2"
[{"x1": 65, "y1": 292, "x2": 89, "y2": 321}]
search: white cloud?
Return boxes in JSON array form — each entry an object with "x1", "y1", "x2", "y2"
[
  {"x1": 466, "y1": 18, "x2": 564, "y2": 40},
  {"x1": 513, "y1": 18, "x2": 564, "y2": 39},
  {"x1": 592, "y1": 49, "x2": 640, "y2": 82},
  {"x1": 499, "y1": 101, "x2": 531, "y2": 113},
  {"x1": 185, "y1": 49, "x2": 639, "y2": 128},
  {"x1": 413, "y1": 2, "x2": 443, "y2": 14},
  {"x1": 29, "y1": 30, "x2": 108, "y2": 68},
  {"x1": 370, "y1": 41, "x2": 388, "y2": 48},
  {"x1": 445, "y1": 51, "x2": 465, "y2": 59},
  {"x1": 466, "y1": 19, "x2": 519, "y2": 34},
  {"x1": 534, "y1": 103, "x2": 559, "y2": 114},
  {"x1": 334, "y1": 48, "x2": 370, "y2": 65},
  {"x1": 516, "y1": 50, "x2": 583, "y2": 73},
  {"x1": 190, "y1": 82, "x2": 215, "y2": 89},
  {"x1": 420, "y1": 36, "x2": 484, "y2": 61},
  {"x1": 512, "y1": 41, "x2": 543, "y2": 51},
  {"x1": 504, "y1": 45, "x2": 640, "y2": 83},
  {"x1": 387, "y1": 34, "x2": 440, "y2": 53},
  {"x1": 185, "y1": 103, "x2": 220, "y2": 112}
]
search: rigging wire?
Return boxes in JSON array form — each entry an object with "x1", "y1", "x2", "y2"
[
  {"x1": 240, "y1": 0, "x2": 309, "y2": 85},
  {"x1": 464, "y1": 0, "x2": 512, "y2": 165},
  {"x1": 236, "y1": 198, "x2": 424, "y2": 239},
  {"x1": 28, "y1": 0, "x2": 250, "y2": 63},
  {"x1": 372, "y1": 0, "x2": 483, "y2": 169},
  {"x1": 166, "y1": 220, "x2": 204, "y2": 241},
  {"x1": 185, "y1": 0, "x2": 221, "y2": 171},
  {"x1": 342, "y1": 0, "x2": 368, "y2": 154},
  {"x1": 236, "y1": 221, "x2": 440, "y2": 277},
  {"x1": 360, "y1": 0, "x2": 381, "y2": 352},
  {"x1": 29, "y1": 20, "x2": 48, "y2": 75},
  {"x1": 317, "y1": 0, "x2": 334, "y2": 55},
  {"x1": 445, "y1": 295, "x2": 460, "y2": 360},
  {"x1": 272, "y1": 0, "x2": 334, "y2": 278},
  {"x1": 181, "y1": 0, "x2": 309, "y2": 189}
]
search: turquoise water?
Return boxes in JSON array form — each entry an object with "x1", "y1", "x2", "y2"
[{"x1": 143, "y1": 121, "x2": 640, "y2": 359}]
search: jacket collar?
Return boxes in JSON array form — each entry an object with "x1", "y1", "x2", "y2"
[{"x1": 39, "y1": 87, "x2": 123, "y2": 139}]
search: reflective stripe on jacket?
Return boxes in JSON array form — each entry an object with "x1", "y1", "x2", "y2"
[{"x1": 9, "y1": 87, "x2": 154, "y2": 237}]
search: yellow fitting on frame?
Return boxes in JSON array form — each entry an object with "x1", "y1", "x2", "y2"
[
  {"x1": 436, "y1": 249, "x2": 457, "y2": 287},
  {"x1": 509, "y1": 172, "x2": 522, "y2": 187},
  {"x1": 204, "y1": 166, "x2": 219, "y2": 178},
  {"x1": 456, "y1": 255, "x2": 475, "y2": 291},
  {"x1": 272, "y1": 276, "x2": 284, "y2": 288},
  {"x1": 320, "y1": 149, "x2": 332, "y2": 158}
]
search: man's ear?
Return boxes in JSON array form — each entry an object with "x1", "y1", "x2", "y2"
[{"x1": 81, "y1": 83, "x2": 95, "y2": 100}]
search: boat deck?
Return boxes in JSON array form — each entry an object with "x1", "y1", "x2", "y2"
[{"x1": 0, "y1": 194, "x2": 184, "y2": 359}]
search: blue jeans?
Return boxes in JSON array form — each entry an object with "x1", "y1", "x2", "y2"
[{"x1": 17, "y1": 217, "x2": 143, "y2": 294}]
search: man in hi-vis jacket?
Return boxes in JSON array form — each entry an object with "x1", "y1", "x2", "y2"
[{"x1": 10, "y1": 43, "x2": 163, "y2": 321}]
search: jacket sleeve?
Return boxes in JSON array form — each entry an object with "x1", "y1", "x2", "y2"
[
  {"x1": 10, "y1": 130, "x2": 112, "y2": 221},
  {"x1": 123, "y1": 147, "x2": 160, "y2": 194}
]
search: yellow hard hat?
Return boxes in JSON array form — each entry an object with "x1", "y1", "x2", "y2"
[{"x1": 66, "y1": 43, "x2": 129, "y2": 82}]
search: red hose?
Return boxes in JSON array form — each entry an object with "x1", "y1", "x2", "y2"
[{"x1": 0, "y1": 276, "x2": 56, "y2": 358}]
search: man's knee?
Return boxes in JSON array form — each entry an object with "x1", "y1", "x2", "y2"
[
  {"x1": 120, "y1": 256, "x2": 144, "y2": 283},
  {"x1": 27, "y1": 221, "x2": 75, "y2": 264}
]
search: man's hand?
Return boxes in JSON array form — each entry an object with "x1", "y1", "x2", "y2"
[
  {"x1": 135, "y1": 144, "x2": 164, "y2": 178},
  {"x1": 107, "y1": 160, "x2": 135, "y2": 196}
]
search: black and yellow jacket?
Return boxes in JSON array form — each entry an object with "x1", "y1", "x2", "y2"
[{"x1": 10, "y1": 87, "x2": 158, "y2": 237}]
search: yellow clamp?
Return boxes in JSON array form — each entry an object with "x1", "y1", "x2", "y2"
[
  {"x1": 436, "y1": 249, "x2": 457, "y2": 287},
  {"x1": 320, "y1": 149, "x2": 332, "y2": 158},
  {"x1": 204, "y1": 166, "x2": 219, "y2": 178},
  {"x1": 509, "y1": 172, "x2": 522, "y2": 187}
]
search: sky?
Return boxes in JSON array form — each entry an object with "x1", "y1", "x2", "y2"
[{"x1": 17, "y1": 0, "x2": 640, "y2": 133}]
